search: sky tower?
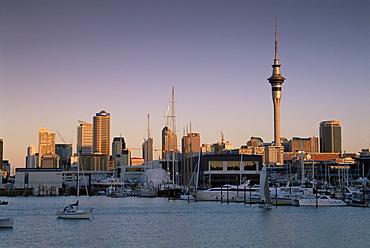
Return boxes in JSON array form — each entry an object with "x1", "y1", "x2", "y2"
[{"x1": 268, "y1": 17, "x2": 286, "y2": 147}]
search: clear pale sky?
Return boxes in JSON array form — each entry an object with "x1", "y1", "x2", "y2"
[{"x1": 1, "y1": 0, "x2": 369, "y2": 171}]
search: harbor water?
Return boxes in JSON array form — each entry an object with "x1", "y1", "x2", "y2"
[{"x1": 0, "y1": 196, "x2": 369, "y2": 248}]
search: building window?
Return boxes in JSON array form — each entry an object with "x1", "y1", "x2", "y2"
[
  {"x1": 210, "y1": 161, "x2": 223, "y2": 170},
  {"x1": 227, "y1": 161, "x2": 240, "y2": 171},
  {"x1": 243, "y1": 161, "x2": 257, "y2": 170}
]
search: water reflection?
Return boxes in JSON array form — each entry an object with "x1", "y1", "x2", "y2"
[{"x1": 0, "y1": 197, "x2": 369, "y2": 247}]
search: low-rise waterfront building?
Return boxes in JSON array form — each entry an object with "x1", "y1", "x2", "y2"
[{"x1": 14, "y1": 168, "x2": 63, "y2": 195}]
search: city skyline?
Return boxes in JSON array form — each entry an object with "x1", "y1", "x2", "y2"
[{"x1": 1, "y1": 1, "x2": 369, "y2": 169}]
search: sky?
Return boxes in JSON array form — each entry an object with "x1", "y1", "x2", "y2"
[{"x1": 1, "y1": 0, "x2": 369, "y2": 171}]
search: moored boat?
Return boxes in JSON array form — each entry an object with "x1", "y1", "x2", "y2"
[
  {"x1": 137, "y1": 187, "x2": 157, "y2": 197},
  {"x1": 56, "y1": 200, "x2": 93, "y2": 219},
  {"x1": 298, "y1": 195, "x2": 346, "y2": 206},
  {"x1": 196, "y1": 181, "x2": 256, "y2": 202},
  {"x1": 180, "y1": 193, "x2": 196, "y2": 201}
]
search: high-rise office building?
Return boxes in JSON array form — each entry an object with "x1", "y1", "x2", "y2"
[
  {"x1": 182, "y1": 133, "x2": 201, "y2": 154},
  {"x1": 181, "y1": 132, "x2": 200, "y2": 185},
  {"x1": 162, "y1": 126, "x2": 178, "y2": 160},
  {"x1": 319, "y1": 120, "x2": 341, "y2": 153},
  {"x1": 92, "y1": 110, "x2": 110, "y2": 171},
  {"x1": 142, "y1": 138, "x2": 153, "y2": 162},
  {"x1": 39, "y1": 127, "x2": 56, "y2": 166},
  {"x1": 26, "y1": 144, "x2": 37, "y2": 168},
  {"x1": 93, "y1": 110, "x2": 110, "y2": 155},
  {"x1": 55, "y1": 144, "x2": 72, "y2": 170},
  {"x1": 77, "y1": 121, "x2": 93, "y2": 155},
  {"x1": 112, "y1": 137, "x2": 128, "y2": 166},
  {"x1": 41, "y1": 152, "x2": 60, "y2": 168}
]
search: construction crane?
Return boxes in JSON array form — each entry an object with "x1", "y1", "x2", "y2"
[{"x1": 56, "y1": 131, "x2": 69, "y2": 145}]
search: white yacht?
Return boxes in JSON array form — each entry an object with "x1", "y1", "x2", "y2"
[
  {"x1": 298, "y1": 195, "x2": 346, "y2": 206},
  {"x1": 272, "y1": 186, "x2": 302, "y2": 205},
  {"x1": 290, "y1": 188, "x2": 316, "y2": 206},
  {"x1": 196, "y1": 181, "x2": 256, "y2": 202},
  {"x1": 56, "y1": 201, "x2": 93, "y2": 219}
]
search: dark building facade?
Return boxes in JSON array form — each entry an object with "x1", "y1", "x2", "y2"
[
  {"x1": 55, "y1": 144, "x2": 72, "y2": 170},
  {"x1": 195, "y1": 154, "x2": 263, "y2": 188},
  {"x1": 319, "y1": 120, "x2": 341, "y2": 153}
]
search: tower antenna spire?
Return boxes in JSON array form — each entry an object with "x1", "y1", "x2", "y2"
[{"x1": 274, "y1": 16, "x2": 279, "y2": 62}]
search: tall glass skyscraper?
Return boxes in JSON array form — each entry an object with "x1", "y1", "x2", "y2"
[{"x1": 319, "y1": 120, "x2": 342, "y2": 153}]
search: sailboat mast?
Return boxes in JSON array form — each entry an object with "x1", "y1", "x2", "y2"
[
  {"x1": 77, "y1": 156, "x2": 80, "y2": 198},
  {"x1": 169, "y1": 86, "x2": 177, "y2": 184},
  {"x1": 312, "y1": 136, "x2": 315, "y2": 188},
  {"x1": 300, "y1": 140, "x2": 305, "y2": 185},
  {"x1": 195, "y1": 151, "x2": 201, "y2": 190},
  {"x1": 240, "y1": 153, "x2": 243, "y2": 185}
]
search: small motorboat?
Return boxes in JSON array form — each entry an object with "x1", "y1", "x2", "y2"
[{"x1": 0, "y1": 200, "x2": 8, "y2": 205}]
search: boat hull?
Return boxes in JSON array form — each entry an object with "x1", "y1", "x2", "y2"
[
  {"x1": 0, "y1": 217, "x2": 14, "y2": 228},
  {"x1": 180, "y1": 194, "x2": 196, "y2": 201},
  {"x1": 56, "y1": 210, "x2": 93, "y2": 219},
  {"x1": 298, "y1": 198, "x2": 346, "y2": 206}
]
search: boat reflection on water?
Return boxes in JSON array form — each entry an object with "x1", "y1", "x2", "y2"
[{"x1": 0, "y1": 217, "x2": 14, "y2": 228}]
